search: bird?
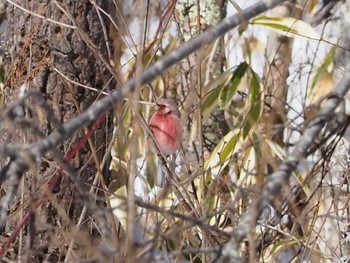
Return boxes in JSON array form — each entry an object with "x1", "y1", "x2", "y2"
[{"x1": 148, "y1": 98, "x2": 182, "y2": 186}]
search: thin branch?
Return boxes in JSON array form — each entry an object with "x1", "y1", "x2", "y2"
[
  {"x1": 6, "y1": 0, "x2": 77, "y2": 29},
  {"x1": 90, "y1": 0, "x2": 113, "y2": 61},
  {"x1": 0, "y1": 0, "x2": 288, "y2": 221},
  {"x1": 52, "y1": 66, "x2": 109, "y2": 96},
  {"x1": 27, "y1": 0, "x2": 287, "y2": 160},
  {"x1": 216, "y1": 67, "x2": 350, "y2": 262}
]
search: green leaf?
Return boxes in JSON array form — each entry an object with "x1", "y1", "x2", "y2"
[
  {"x1": 242, "y1": 119, "x2": 251, "y2": 139},
  {"x1": 0, "y1": 65, "x2": 4, "y2": 84},
  {"x1": 205, "y1": 193, "x2": 218, "y2": 216},
  {"x1": 243, "y1": 70, "x2": 262, "y2": 138},
  {"x1": 204, "y1": 130, "x2": 239, "y2": 179},
  {"x1": 202, "y1": 69, "x2": 235, "y2": 119},
  {"x1": 249, "y1": 70, "x2": 261, "y2": 122},
  {"x1": 202, "y1": 85, "x2": 221, "y2": 117},
  {"x1": 219, "y1": 62, "x2": 249, "y2": 108}
]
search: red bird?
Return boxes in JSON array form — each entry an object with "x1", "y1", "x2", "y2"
[
  {"x1": 149, "y1": 99, "x2": 182, "y2": 156},
  {"x1": 148, "y1": 99, "x2": 182, "y2": 186}
]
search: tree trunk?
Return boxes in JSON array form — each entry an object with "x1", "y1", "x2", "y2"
[{"x1": 2, "y1": 0, "x2": 114, "y2": 261}]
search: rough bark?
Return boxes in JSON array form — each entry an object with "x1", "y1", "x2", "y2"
[{"x1": 2, "y1": 1, "x2": 114, "y2": 261}]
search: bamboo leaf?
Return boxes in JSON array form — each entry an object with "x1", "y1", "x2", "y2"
[
  {"x1": 243, "y1": 70, "x2": 262, "y2": 138},
  {"x1": 249, "y1": 70, "x2": 262, "y2": 122},
  {"x1": 251, "y1": 16, "x2": 320, "y2": 40},
  {"x1": 308, "y1": 47, "x2": 336, "y2": 102},
  {"x1": 204, "y1": 130, "x2": 239, "y2": 178},
  {"x1": 219, "y1": 62, "x2": 249, "y2": 108},
  {"x1": 202, "y1": 69, "x2": 235, "y2": 119}
]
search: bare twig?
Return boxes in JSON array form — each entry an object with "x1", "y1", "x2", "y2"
[
  {"x1": 6, "y1": 0, "x2": 77, "y2": 29},
  {"x1": 51, "y1": 66, "x2": 110, "y2": 96},
  {"x1": 216, "y1": 67, "x2": 350, "y2": 262},
  {"x1": 5, "y1": 0, "x2": 287, "y2": 157},
  {"x1": 90, "y1": 0, "x2": 113, "y2": 61},
  {"x1": 0, "y1": 0, "x2": 288, "y2": 229},
  {"x1": 310, "y1": 0, "x2": 341, "y2": 26}
]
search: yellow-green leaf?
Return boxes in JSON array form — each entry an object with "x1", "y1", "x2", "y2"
[
  {"x1": 243, "y1": 70, "x2": 262, "y2": 138},
  {"x1": 204, "y1": 129, "x2": 239, "y2": 178},
  {"x1": 249, "y1": 71, "x2": 262, "y2": 122},
  {"x1": 251, "y1": 16, "x2": 320, "y2": 40},
  {"x1": 219, "y1": 62, "x2": 249, "y2": 108},
  {"x1": 202, "y1": 69, "x2": 235, "y2": 119},
  {"x1": 308, "y1": 46, "x2": 336, "y2": 102}
]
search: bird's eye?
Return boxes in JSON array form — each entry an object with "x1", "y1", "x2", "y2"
[{"x1": 156, "y1": 104, "x2": 165, "y2": 110}]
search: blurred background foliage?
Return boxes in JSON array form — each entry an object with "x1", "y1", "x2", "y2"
[
  {"x1": 108, "y1": 0, "x2": 350, "y2": 262},
  {"x1": 2, "y1": 0, "x2": 350, "y2": 262}
]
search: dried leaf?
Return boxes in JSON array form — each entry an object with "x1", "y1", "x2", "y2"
[{"x1": 251, "y1": 16, "x2": 321, "y2": 40}]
